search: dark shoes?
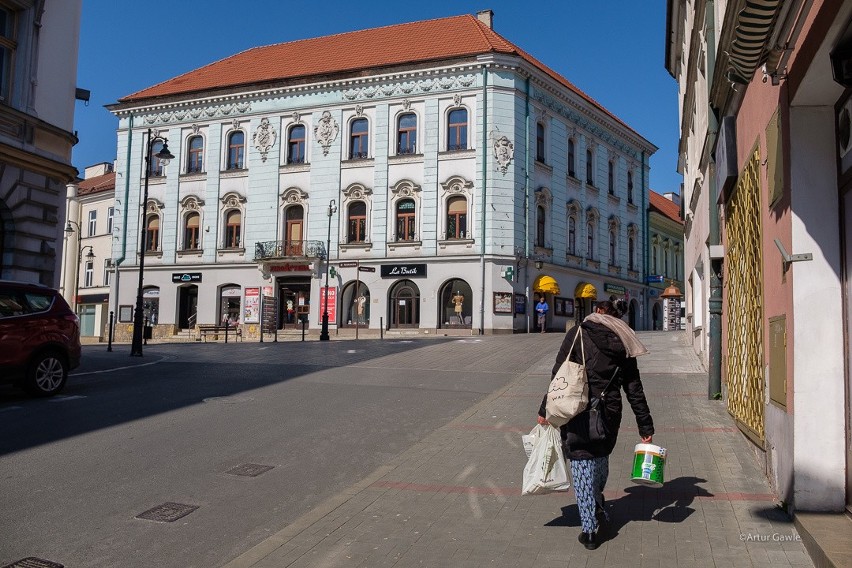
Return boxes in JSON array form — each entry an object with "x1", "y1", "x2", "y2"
[{"x1": 578, "y1": 531, "x2": 599, "y2": 550}]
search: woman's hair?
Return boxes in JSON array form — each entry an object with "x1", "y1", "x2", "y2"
[{"x1": 597, "y1": 300, "x2": 627, "y2": 318}]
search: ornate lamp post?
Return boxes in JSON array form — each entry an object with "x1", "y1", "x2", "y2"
[
  {"x1": 320, "y1": 199, "x2": 337, "y2": 341},
  {"x1": 131, "y1": 129, "x2": 174, "y2": 356},
  {"x1": 63, "y1": 221, "x2": 94, "y2": 312}
]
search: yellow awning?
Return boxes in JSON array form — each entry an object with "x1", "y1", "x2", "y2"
[
  {"x1": 574, "y1": 282, "x2": 597, "y2": 299},
  {"x1": 533, "y1": 275, "x2": 560, "y2": 295}
]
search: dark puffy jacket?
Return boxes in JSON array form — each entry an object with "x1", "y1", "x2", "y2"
[{"x1": 538, "y1": 320, "x2": 654, "y2": 460}]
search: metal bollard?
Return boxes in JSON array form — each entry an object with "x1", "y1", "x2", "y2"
[
  {"x1": 224, "y1": 320, "x2": 229, "y2": 343},
  {"x1": 107, "y1": 311, "x2": 114, "y2": 352},
  {"x1": 380, "y1": 317, "x2": 383, "y2": 340},
  {"x1": 301, "y1": 318, "x2": 306, "y2": 341}
]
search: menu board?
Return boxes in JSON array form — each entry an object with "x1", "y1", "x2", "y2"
[{"x1": 261, "y1": 295, "x2": 278, "y2": 333}]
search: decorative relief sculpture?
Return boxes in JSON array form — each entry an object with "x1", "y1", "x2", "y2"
[
  {"x1": 314, "y1": 111, "x2": 339, "y2": 156},
  {"x1": 355, "y1": 104, "x2": 364, "y2": 117},
  {"x1": 292, "y1": 111, "x2": 301, "y2": 123},
  {"x1": 341, "y1": 74, "x2": 477, "y2": 101},
  {"x1": 402, "y1": 99, "x2": 411, "y2": 111},
  {"x1": 280, "y1": 187, "x2": 308, "y2": 205},
  {"x1": 143, "y1": 102, "x2": 251, "y2": 125},
  {"x1": 252, "y1": 118, "x2": 276, "y2": 163},
  {"x1": 493, "y1": 136, "x2": 514, "y2": 174},
  {"x1": 453, "y1": 93, "x2": 462, "y2": 107}
]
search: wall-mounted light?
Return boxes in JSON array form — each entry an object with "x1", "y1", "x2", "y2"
[
  {"x1": 534, "y1": 260, "x2": 543, "y2": 270},
  {"x1": 773, "y1": 238, "x2": 813, "y2": 273}
]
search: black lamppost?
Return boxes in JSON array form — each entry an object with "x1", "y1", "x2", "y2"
[
  {"x1": 131, "y1": 129, "x2": 174, "y2": 356},
  {"x1": 320, "y1": 198, "x2": 337, "y2": 341}
]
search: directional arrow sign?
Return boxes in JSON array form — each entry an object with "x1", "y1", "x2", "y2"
[{"x1": 358, "y1": 266, "x2": 376, "y2": 272}]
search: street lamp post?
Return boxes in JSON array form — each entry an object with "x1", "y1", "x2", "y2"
[
  {"x1": 320, "y1": 199, "x2": 337, "y2": 341},
  {"x1": 131, "y1": 129, "x2": 174, "y2": 356},
  {"x1": 63, "y1": 222, "x2": 95, "y2": 312}
]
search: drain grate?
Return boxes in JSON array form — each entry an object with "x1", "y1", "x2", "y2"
[
  {"x1": 136, "y1": 502, "x2": 199, "y2": 523},
  {"x1": 2, "y1": 559, "x2": 64, "y2": 568},
  {"x1": 226, "y1": 463, "x2": 274, "y2": 477}
]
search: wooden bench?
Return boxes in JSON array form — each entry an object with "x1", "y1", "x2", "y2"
[{"x1": 196, "y1": 324, "x2": 243, "y2": 342}]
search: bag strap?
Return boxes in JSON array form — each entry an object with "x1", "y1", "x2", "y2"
[
  {"x1": 567, "y1": 325, "x2": 585, "y2": 366},
  {"x1": 598, "y1": 366, "x2": 620, "y2": 398}
]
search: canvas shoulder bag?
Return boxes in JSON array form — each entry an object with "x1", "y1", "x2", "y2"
[{"x1": 545, "y1": 326, "x2": 588, "y2": 427}]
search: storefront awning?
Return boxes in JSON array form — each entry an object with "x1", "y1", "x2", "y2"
[
  {"x1": 533, "y1": 275, "x2": 560, "y2": 295},
  {"x1": 726, "y1": 0, "x2": 782, "y2": 84},
  {"x1": 574, "y1": 282, "x2": 597, "y2": 299}
]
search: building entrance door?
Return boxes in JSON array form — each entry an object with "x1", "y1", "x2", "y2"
[
  {"x1": 178, "y1": 285, "x2": 198, "y2": 329},
  {"x1": 277, "y1": 277, "x2": 310, "y2": 328},
  {"x1": 390, "y1": 280, "x2": 419, "y2": 328}
]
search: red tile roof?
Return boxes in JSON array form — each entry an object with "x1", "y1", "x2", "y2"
[
  {"x1": 649, "y1": 190, "x2": 683, "y2": 225},
  {"x1": 118, "y1": 14, "x2": 637, "y2": 136},
  {"x1": 78, "y1": 172, "x2": 116, "y2": 196}
]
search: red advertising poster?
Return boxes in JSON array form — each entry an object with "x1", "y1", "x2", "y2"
[{"x1": 319, "y1": 287, "x2": 337, "y2": 322}]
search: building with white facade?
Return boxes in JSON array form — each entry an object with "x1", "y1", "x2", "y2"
[
  {"x1": 60, "y1": 163, "x2": 116, "y2": 339},
  {"x1": 0, "y1": 1, "x2": 82, "y2": 285},
  {"x1": 106, "y1": 11, "x2": 656, "y2": 340},
  {"x1": 647, "y1": 190, "x2": 684, "y2": 331}
]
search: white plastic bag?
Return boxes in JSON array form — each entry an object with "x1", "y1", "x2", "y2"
[
  {"x1": 522, "y1": 424, "x2": 571, "y2": 495},
  {"x1": 521, "y1": 424, "x2": 544, "y2": 458}
]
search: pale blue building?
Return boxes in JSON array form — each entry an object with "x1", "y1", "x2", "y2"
[{"x1": 106, "y1": 11, "x2": 656, "y2": 339}]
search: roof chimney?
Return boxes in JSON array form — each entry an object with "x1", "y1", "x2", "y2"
[{"x1": 476, "y1": 10, "x2": 493, "y2": 29}]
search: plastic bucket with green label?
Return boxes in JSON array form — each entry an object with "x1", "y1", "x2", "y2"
[{"x1": 631, "y1": 443, "x2": 666, "y2": 487}]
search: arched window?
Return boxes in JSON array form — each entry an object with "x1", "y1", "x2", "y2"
[
  {"x1": 225, "y1": 210, "x2": 241, "y2": 248},
  {"x1": 349, "y1": 118, "x2": 369, "y2": 159},
  {"x1": 568, "y1": 139, "x2": 576, "y2": 177},
  {"x1": 187, "y1": 136, "x2": 204, "y2": 173},
  {"x1": 628, "y1": 236, "x2": 636, "y2": 270},
  {"x1": 586, "y1": 221, "x2": 595, "y2": 259},
  {"x1": 586, "y1": 149, "x2": 594, "y2": 185},
  {"x1": 627, "y1": 171, "x2": 634, "y2": 203},
  {"x1": 396, "y1": 199, "x2": 416, "y2": 241},
  {"x1": 447, "y1": 108, "x2": 467, "y2": 151},
  {"x1": 536, "y1": 122, "x2": 546, "y2": 163},
  {"x1": 287, "y1": 125, "x2": 306, "y2": 164},
  {"x1": 536, "y1": 205, "x2": 546, "y2": 247},
  {"x1": 568, "y1": 216, "x2": 576, "y2": 255},
  {"x1": 149, "y1": 141, "x2": 166, "y2": 176},
  {"x1": 609, "y1": 229, "x2": 617, "y2": 264},
  {"x1": 145, "y1": 215, "x2": 159, "y2": 251},
  {"x1": 446, "y1": 196, "x2": 467, "y2": 239},
  {"x1": 284, "y1": 205, "x2": 304, "y2": 255},
  {"x1": 227, "y1": 131, "x2": 245, "y2": 170},
  {"x1": 184, "y1": 212, "x2": 200, "y2": 250},
  {"x1": 347, "y1": 202, "x2": 367, "y2": 243},
  {"x1": 397, "y1": 113, "x2": 417, "y2": 155},
  {"x1": 608, "y1": 161, "x2": 615, "y2": 194}
]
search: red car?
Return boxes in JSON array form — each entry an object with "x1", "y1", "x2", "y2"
[{"x1": 0, "y1": 280, "x2": 81, "y2": 396}]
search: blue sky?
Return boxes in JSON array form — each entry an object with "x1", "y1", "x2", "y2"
[{"x1": 73, "y1": 1, "x2": 680, "y2": 193}]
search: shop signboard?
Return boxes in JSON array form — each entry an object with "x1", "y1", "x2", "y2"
[
  {"x1": 320, "y1": 287, "x2": 337, "y2": 322},
  {"x1": 172, "y1": 272, "x2": 202, "y2": 283},
  {"x1": 244, "y1": 287, "x2": 260, "y2": 323},
  {"x1": 380, "y1": 264, "x2": 427, "y2": 278}
]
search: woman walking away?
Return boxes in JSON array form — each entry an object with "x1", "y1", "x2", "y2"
[{"x1": 538, "y1": 300, "x2": 654, "y2": 550}]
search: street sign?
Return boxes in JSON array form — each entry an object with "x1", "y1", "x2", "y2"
[
  {"x1": 338, "y1": 261, "x2": 358, "y2": 267},
  {"x1": 646, "y1": 275, "x2": 664, "y2": 283},
  {"x1": 358, "y1": 266, "x2": 376, "y2": 272}
]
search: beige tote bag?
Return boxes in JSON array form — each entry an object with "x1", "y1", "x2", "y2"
[{"x1": 545, "y1": 326, "x2": 588, "y2": 427}]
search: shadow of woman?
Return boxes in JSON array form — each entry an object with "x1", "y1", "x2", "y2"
[{"x1": 546, "y1": 476, "x2": 714, "y2": 544}]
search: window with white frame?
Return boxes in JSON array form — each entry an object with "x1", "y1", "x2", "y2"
[
  {"x1": 184, "y1": 212, "x2": 201, "y2": 250},
  {"x1": 349, "y1": 118, "x2": 369, "y2": 159},
  {"x1": 608, "y1": 161, "x2": 615, "y2": 195},
  {"x1": 341, "y1": 183, "x2": 373, "y2": 243},
  {"x1": 440, "y1": 176, "x2": 473, "y2": 240},
  {"x1": 390, "y1": 179, "x2": 421, "y2": 242},
  {"x1": 568, "y1": 139, "x2": 576, "y2": 177},
  {"x1": 0, "y1": 5, "x2": 17, "y2": 103},
  {"x1": 627, "y1": 170, "x2": 634, "y2": 204},
  {"x1": 145, "y1": 214, "x2": 160, "y2": 252},
  {"x1": 587, "y1": 221, "x2": 595, "y2": 259},
  {"x1": 226, "y1": 130, "x2": 245, "y2": 170},
  {"x1": 568, "y1": 216, "x2": 576, "y2": 255},
  {"x1": 149, "y1": 140, "x2": 167, "y2": 176},
  {"x1": 586, "y1": 148, "x2": 594, "y2": 185},
  {"x1": 536, "y1": 122, "x2": 546, "y2": 163},
  {"x1": 628, "y1": 236, "x2": 635, "y2": 270},
  {"x1": 84, "y1": 261, "x2": 94, "y2": 287},
  {"x1": 107, "y1": 207, "x2": 114, "y2": 234},
  {"x1": 103, "y1": 259, "x2": 112, "y2": 286},
  {"x1": 396, "y1": 113, "x2": 417, "y2": 155},
  {"x1": 447, "y1": 108, "x2": 468, "y2": 151},
  {"x1": 287, "y1": 124, "x2": 306, "y2": 164},
  {"x1": 220, "y1": 192, "x2": 246, "y2": 249},
  {"x1": 88, "y1": 210, "x2": 97, "y2": 236},
  {"x1": 187, "y1": 135, "x2": 204, "y2": 173}
]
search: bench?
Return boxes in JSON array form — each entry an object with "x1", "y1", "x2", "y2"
[{"x1": 196, "y1": 324, "x2": 243, "y2": 342}]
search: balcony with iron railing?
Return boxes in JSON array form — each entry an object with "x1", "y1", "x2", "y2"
[{"x1": 254, "y1": 240, "x2": 326, "y2": 261}]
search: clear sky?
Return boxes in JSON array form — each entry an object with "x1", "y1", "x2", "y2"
[{"x1": 72, "y1": 1, "x2": 681, "y2": 193}]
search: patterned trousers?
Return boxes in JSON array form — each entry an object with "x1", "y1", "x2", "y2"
[{"x1": 569, "y1": 456, "x2": 610, "y2": 533}]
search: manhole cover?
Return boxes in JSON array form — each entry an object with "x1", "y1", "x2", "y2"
[
  {"x1": 227, "y1": 463, "x2": 274, "y2": 477},
  {"x1": 2, "y1": 559, "x2": 64, "y2": 568},
  {"x1": 136, "y1": 502, "x2": 199, "y2": 523}
]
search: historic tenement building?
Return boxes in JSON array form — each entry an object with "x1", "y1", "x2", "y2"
[
  {"x1": 0, "y1": 1, "x2": 82, "y2": 284},
  {"x1": 107, "y1": 11, "x2": 655, "y2": 339}
]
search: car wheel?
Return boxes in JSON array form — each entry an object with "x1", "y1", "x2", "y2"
[{"x1": 24, "y1": 350, "x2": 68, "y2": 397}]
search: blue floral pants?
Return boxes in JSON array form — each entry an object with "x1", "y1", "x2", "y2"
[{"x1": 570, "y1": 456, "x2": 610, "y2": 533}]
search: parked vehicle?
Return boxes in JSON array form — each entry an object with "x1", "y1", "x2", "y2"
[{"x1": 0, "y1": 280, "x2": 81, "y2": 396}]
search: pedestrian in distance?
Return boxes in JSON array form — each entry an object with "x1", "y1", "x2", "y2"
[
  {"x1": 538, "y1": 300, "x2": 654, "y2": 550},
  {"x1": 535, "y1": 296, "x2": 549, "y2": 333}
]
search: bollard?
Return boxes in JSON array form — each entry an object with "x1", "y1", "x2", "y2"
[
  {"x1": 224, "y1": 319, "x2": 229, "y2": 343},
  {"x1": 107, "y1": 311, "x2": 114, "y2": 352},
  {"x1": 301, "y1": 318, "x2": 306, "y2": 341},
  {"x1": 144, "y1": 317, "x2": 148, "y2": 345},
  {"x1": 380, "y1": 317, "x2": 383, "y2": 340}
]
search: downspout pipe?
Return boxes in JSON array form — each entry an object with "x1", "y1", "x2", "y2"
[
  {"x1": 524, "y1": 76, "x2": 531, "y2": 334},
  {"x1": 479, "y1": 65, "x2": 488, "y2": 335},
  {"x1": 641, "y1": 151, "x2": 648, "y2": 329},
  {"x1": 112, "y1": 115, "x2": 134, "y2": 323}
]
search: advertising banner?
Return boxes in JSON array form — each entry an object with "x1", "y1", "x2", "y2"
[
  {"x1": 244, "y1": 287, "x2": 260, "y2": 323},
  {"x1": 319, "y1": 287, "x2": 337, "y2": 323}
]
